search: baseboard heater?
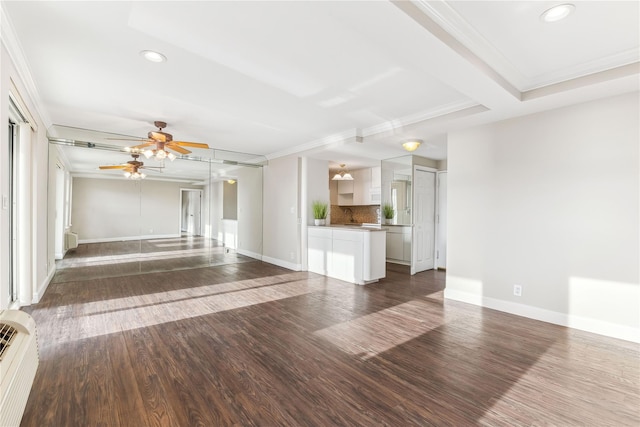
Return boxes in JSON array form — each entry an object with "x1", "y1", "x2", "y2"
[
  {"x1": 0, "y1": 310, "x2": 39, "y2": 427},
  {"x1": 65, "y1": 231, "x2": 79, "y2": 250}
]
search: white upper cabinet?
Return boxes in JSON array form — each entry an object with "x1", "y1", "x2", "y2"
[
  {"x1": 330, "y1": 166, "x2": 381, "y2": 206},
  {"x1": 337, "y1": 179, "x2": 354, "y2": 194},
  {"x1": 352, "y1": 169, "x2": 370, "y2": 205},
  {"x1": 329, "y1": 179, "x2": 338, "y2": 205}
]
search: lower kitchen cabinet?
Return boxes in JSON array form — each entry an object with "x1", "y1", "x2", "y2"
[{"x1": 308, "y1": 226, "x2": 386, "y2": 285}]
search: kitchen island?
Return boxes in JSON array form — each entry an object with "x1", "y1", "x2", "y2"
[{"x1": 308, "y1": 225, "x2": 386, "y2": 285}]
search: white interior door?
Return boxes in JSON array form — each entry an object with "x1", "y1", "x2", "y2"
[
  {"x1": 412, "y1": 167, "x2": 435, "y2": 274},
  {"x1": 436, "y1": 172, "x2": 447, "y2": 269},
  {"x1": 181, "y1": 189, "x2": 202, "y2": 236},
  {"x1": 191, "y1": 191, "x2": 202, "y2": 236}
]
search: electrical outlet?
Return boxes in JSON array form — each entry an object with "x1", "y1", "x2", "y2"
[{"x1": 513, "y1": 284, "x2": 522, "y2": 297}]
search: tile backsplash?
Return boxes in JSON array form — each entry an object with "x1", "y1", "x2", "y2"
[{"x1": 330, "y1": 205, "x2": 380, "y2": 224}]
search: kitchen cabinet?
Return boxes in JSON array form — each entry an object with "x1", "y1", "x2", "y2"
[
  {"x1": 338, "y1": 180, "x2": 354, "y2": 194},
  {"x1": 308, "y1": 226, "x2": 386, "y2": 285},
  {"x1": 329, "y1": 179, "x2": 338, "y2": 205},
  {"x1": 337, "y1": 179, "x2": 354, "y2": 205},
  {"x1": 352, "y1": 169, "x2": 371, "y2": 205},
  {"x1": 371, "y1": 166, "x2": 381, "y2": 188},
  {"x1": 330, "y1": 166, "x2": 382, "y2": 206},
  {"x1": 385, "y1": 225, "x2": 411, "y2": 264}
]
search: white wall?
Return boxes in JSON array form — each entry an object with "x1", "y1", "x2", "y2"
[
  {"x1": 203, "y1": 180, "x2": 222, "y2": 240},
  {"x1": 304, "y1": 158, "x2": 330, "y2": 226},
  {"x1": 446, "y1": 92, "x2": 639, "y2": 342},
  {"x1": 302, "y1": 157, "x2": 329, "y2": 270},
  {"x1": 237, "y1": 166, "x2": 263, "y2": 259},
  {"x1": 262, "y1": 155, "x2": 301, "y2": 270},
  {"x1": 71, "y1": 177, "x2": 202, "y2": 242}
]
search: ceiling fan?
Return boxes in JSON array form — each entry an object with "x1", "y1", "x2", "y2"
[
  {"x1": 109, "y1": 121, "x2": 210, "y2": 161},
  {"x1": 99, "y1": 153, "x2": 163, "y2": 180}
]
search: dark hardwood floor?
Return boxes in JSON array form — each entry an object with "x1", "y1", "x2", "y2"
[
  {"x1": 21, "y1": 246, "x2": 640, "y2": 426},
  {"x1": 52, "y1": 236, "x2": 254, "y2": 283}
]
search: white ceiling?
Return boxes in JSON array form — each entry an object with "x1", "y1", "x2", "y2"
[{"x1": 2, "y1": 1, "x2": 638, "y2": 176}]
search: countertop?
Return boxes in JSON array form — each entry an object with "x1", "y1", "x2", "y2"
[{"x1": 310, "y1": 224, "x2": 387, "y2": 232}]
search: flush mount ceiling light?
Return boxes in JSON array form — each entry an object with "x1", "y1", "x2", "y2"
[
  {"x1": 540, "y1": 4, "x2": 575, "y2": 23},
  {"x1": 227, "y1": 179, "x2": 236, "y2": 184},
  {"x1": 140, "y1": 50, "x2": 167, "y2": 63},
  {"x1": 402, "y1": 139, "x2": 422, "y2": 152},
  {"x1": 332, "y1": 164, "x2": 354, "y2": 181}
]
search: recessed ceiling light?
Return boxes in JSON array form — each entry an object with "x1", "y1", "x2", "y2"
[
  {"x1": 140, "y1": 50, "x2": 167, "y2": 63},
  {"x1": 540, "y1": 4, "x2": 575, "y2": 23}
]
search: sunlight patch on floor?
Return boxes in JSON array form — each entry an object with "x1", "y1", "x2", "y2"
[
  {"x1": 314, "y1": 299, "x2": 445, "y2": 359},
  {"x1": 44, "y1": 272, "x2": 324, "y2": 344},
  {"x1": 152, "y1": 242, "x2": 211, "y2": 248},
  {"x1": 57, "y1": 247, "x2": 228, "y2": 268}
]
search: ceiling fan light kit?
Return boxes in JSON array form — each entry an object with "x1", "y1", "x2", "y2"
[
  {"x1": 99, "y1": 152, "x2": 165, "y2": 180},
  {"x1": 103, "y1": 121, "x2": 210, "y2": 178},
  {"x1": 124, "y1": 171, "x2": 146, "y2": 180}
]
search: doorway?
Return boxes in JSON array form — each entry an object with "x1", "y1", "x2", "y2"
[
  {"x1": 412, "y1": 167, "x2": 436, "y2": 274},
  {"x1": 7, "y1": 119, "x2": 17, "y2": 304},
  {"x1": 180, "y1": 189, "x2": 203, "y2": 236},
  {"x1": 7, "y1": 103, "x2": 32, "y2": 307}
]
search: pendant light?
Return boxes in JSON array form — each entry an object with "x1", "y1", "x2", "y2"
[{"x1": 332, "y1": 164, "x2": 354, "y2": 180}]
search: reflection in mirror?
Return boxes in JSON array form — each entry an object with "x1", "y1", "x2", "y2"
[
  {"x1": 47, "y1": 125, "x2": 266, "y2": 282},
  {"x1": 381, "y1": 155, "x2": 412, "y2": 225}
]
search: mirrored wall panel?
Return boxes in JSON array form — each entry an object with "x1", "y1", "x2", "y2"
[
  {"x1": 381, "y1": 155, "x2": 412, "y2": 225},
  {"x1": 48, "y1": 125, "x2": 266, "y2": 282}
]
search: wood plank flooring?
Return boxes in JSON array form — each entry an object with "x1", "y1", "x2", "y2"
[
  {"x1": 52, "y1": 236, "x2": 254, "y2": 283},
  {"x1": 20, "y1": 252, "x2": 640, "y2": 426}
]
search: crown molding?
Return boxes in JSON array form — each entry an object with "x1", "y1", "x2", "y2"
[
  {"x1": 413, "y1": 0, "x2": 528, "y2": 91},
  {"x1": 71, "y1": 171, "x2": 201, "y2": 184},
  {"x1": 362, "y1": 99, "x2": 479, "y2": 137},
  {"x1": 266, "y1": 99, "x2": 480, "y2": 161},
  {"x1": 411, "y1": 0, "x2": 640, "y2": 94},
  {"x1": 265, "y1": 128, "x2": 361, "y2": 161},
  {"x1": 0, "y1": 3, "x2": 52, "y2": 129},
  {"x1": 524, "y1": 50, "x2": 640, "y2": 91}
]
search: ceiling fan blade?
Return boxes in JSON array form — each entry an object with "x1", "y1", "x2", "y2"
[
  {"x1": 141, "y1": 166, "x2": 165, "y2": 170},
  {"x1": 167, "y1": 145, "x2": 191, "y2": 155},
  {"x1": 106, "y1": 137, "x2": 152, "y2": 142},
  {"x1": 99, "y1": 165, "x2": 127, "y2": 170},
  {"x1": 129, "y1": 142, "x2": 155, "y2": 150},
  {"x1": 171, "y1": 141, "x2": 210, "y2": 149}
]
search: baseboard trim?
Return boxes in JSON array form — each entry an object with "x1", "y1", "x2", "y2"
[
  {"x1": 237, "y1": 249, "x2": 262, "y2": 261},
  {"x1": 444, "y1": 288, "x2": 640, "y2": 343},
  {"x1": 79, "y1": 234, "x2": 181, "y2": 244},
  {"x1": 261, "y1": 255, "x2": 302, "y2": 271},
  {"x1": 32, "y1": 266, "x2": 56, "y2": 304}
]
